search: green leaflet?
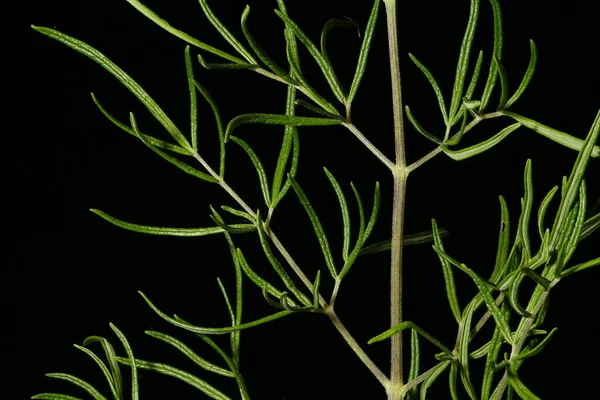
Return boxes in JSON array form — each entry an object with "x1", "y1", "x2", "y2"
[
  {"x1": 90, "y1": 209, "x2": 252, "y2": 237},
  {"x1": 109, "y1": 324, "x2": 139, "y2": 400},
  {"x1": 81, "y1": 336, "x2": 122, "y2": 399},
  {"x1": 368, "y1": 321, "x2": 453, "y2": 356},
  {"x1": 32, "y1": 395, "x2": 82, "y2": 400},
  {"x1": 405, "y1": 105, "x2": 443, "y2": 145},
  {"x1": 442, "y1": 123, "x2": 521, "y2": 160},
  {"x1": 501, "y1": 111, "x2": 600, "y2": 158},
  {"x1": 224, "y1": 113, "x2": 341, "y2": 142},
  {"x1": 505, "y1": 40, "x2": 538, "y2": 109},
  {"x1": 324, "y1": 168, "x2": 352, "y2": 261},
  {"x1": 420, "y1": 361, "x2": 451, "y2": 400},
  {"x1": 32, "y1": 26, "x2": 191, "y2": 150},
  {"x1": 408, "y1": 53, "x2": 449, "y2": 126},
  {"x1": 358, "y1": 228, "x2": 449, "y2": 255},
  {"x1": 72, "y1": 345, "x2": 120, "y2": 400},
  {"x1": 407, "y1": 329, "x2": 420, "y2": 400},
  {"x1": 192, "y1": 80, "x2": 226, "y2": 177},
  {"x1": 124, "y1": 0, "x2": 246, "y2": 64},
  {"x1": 116, "y1": 357, "x2": 230, "y2": 400},
  {"x1": 230, "y1": 136, "x2": 271, "y2": 207},
  {"x1": 145, "y1": 331, "x2": 234, "y2": 377},
  {"x1": 42, "y1": 374, "x2": 107, "y2": 400},
  {"x1": 432, "y1": 219, "x2": 461, "y2": 324},
  {"x1": 480, "y1": 0, "x2": 503, "y2": 112},
  {"x1": 185, "y1": 46, "x2": 199, "y2": 152},
  {"x1": 320, "y1": 17, "x2": 360, "y2": 67},
  {"x1": 507, "y1": 365, "x2": 541, "y2": 400}
]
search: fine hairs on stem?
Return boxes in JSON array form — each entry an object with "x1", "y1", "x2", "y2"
[{"x1": 30, "y1": 0, "x2": 599, "y2": 399}]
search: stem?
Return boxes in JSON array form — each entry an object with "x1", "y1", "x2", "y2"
[
  {"x1": 384, "y1": 0, "x2": 407, "y2": 397},
  {"x1": 342, "y1": 123, "x2": 396, "y2": 171}
]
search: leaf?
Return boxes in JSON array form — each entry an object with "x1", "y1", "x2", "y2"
[
  {"x1": 358, "y1": 228, "x2": 449, "y2": 255},
  {"x1": 489, "y1": 196, "x2": 511, "y2": 284},
  {"x1": 518, "y1": 159, "x2": 534, "y2": 259},
  {"x1": 225, "y1": 113, "x2": 341, "y2": 142},
  {"x1": 196, "y1": 53, "x2": 256, "y2": 70},
  {"x1": 294, "y1": 99, "x2": 345, "y2": 120},
  {"x1": 560, "y1": 257, "x2": 600, "y2": 278},
  {"x1": 192, "y1": 80, "x2": 226, "y2": 177},
  {"x1": 289, "y1": 176, "x2": 338, "y2": 278},
  {"x1": 272, "y1": 131, "x2": 300, "y2": 210},
  {"x1": 505, "y1": 40, "x2": 538, "y2": 109},
  {"x1": 275, "y1": 10, "x2": 347, "y2": 104},
  {"x1": 116, "y1": 357, "x2": 230, "y2": 400},
  {"x1": 501, "y1": 111, "x2": 600, "y2": 157},
  {"x1": 456, "y1": 301, "x2": 478, "y2": 400},
  {"x1": 44, "y1": 374, "x2": 107, "y2": 400},
  {"x1": 550, "y1": 109, "x2": 600, "y2": 248},
  {"x1": 348, "y1": 0, "x2": 381, "y2": 104},
  {"x1": 442, "y1": 123, "x2": 521, "y2": 161},
  {"x1": 270, "y1": 82, "x2": 296, "y2": 206},
  {"x1": 121, "y1": 0, "x2": 245, "y2": 64},
  {"x1": 446, "y1": 106, "x2": 468, "y2": 145},
  {"x1": 492, "y1": 55, "x2": 509, "y2": 110},
  {"x1": 82, "y1": 336, "x2": 122, "y2": 399},
  {"x1": 90, "y1": 93, "x2": 191, "y2": 155},
  {"x1": 184, "y1": 46, "x2": 199, "y2": 152},
  {"x1": 537, "y1": 186, "x2": 559, "y2": 240},
  {"x1": 407, "y1": 329, "x2": 420, "y2": 400},
  {"x1": 464, "y1": 50, "x2": 484, "y2": 102},
  {"x1": 405, "y1": 106, "x2": 443, "y2": 145},
  {"x1": 515, "y1": 327, "x2": 558, "y2": 361},
  {"x1": 196, "y1": 0, "x2": 256, "y2": 64},
  {"x1": 139, "y1": 291, "x2": 294, "y2": 334},
  {"x1": 420, "y1": 361, "x2": 451, "y2": 400},
  {"x1": 324, "y1": 168, "x2": 351, "y2": 261},
  {"x1": 32, "y1": 26, "x2": 191, "y2": 149},
  {"x1": 481, "y1": 312, "x2": 506, "y2": 400},
  {"x1": 230, "y1": 136, "x2": 271, "y2": 207},
  {"x1": 145, "y1": 331, "x2": 234, "y2": 377},
  {"x1": 129, "y1": 112, "x2": 217, "y2": 183},
  {"x1": 449, "y1": 0, "x2": 480, "y2": 120},
  {"x1": 90, "y1": 209, "x2": 250, "y2": 237},
  {"x1": 32, "y1": 394, "x2": 82, "y2": 400},
  {"x1": 433, "y1": 248, "x2": 513, "y2": 344},
  {"x1": 72, "y1": 345, "x2": 119, "y2": 400},
  {"x1": 564, "y1": 181, "x2": 587, "y2": 263},
  {"x1": 580, "y1": 210, "x2": 600, "y2": 240},
  {"x1": 408, "y1": 53, "x2": 448, "y2": 125},
  {"x1": 480, "y1": 0, "x2": 503, "y2": 112},
  {"x1": 431, "y1": 219, "x2": 461, "y2": 323},
  {"x1": 240, "y1": 5, "x2": 296, "y2": 85},
  {"x1": 368, "y1": 321, "x2": 453, "y2": 356},
  {"x1": 507, "y1": 365, "x2": 541, "y2": 400},
  {"x1": 109, "y1": 324, "x2": 138, "y2": 400}
]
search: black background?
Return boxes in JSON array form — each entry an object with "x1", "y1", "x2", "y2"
[{"x1": 15, "y1": 1, "x2": 599, "y2": 399}]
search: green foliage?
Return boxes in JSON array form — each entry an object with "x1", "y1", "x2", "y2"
[{"x1": 31, "y1": 0, "x2": 598, "y2": 399}]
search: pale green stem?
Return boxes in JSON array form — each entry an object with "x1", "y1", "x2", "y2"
[
  {"x1": 384, "y1": 1, "x2": 408, "y2": 398},
  {"x1": 342, "y1": 123, "x2": 396, "y2": 171}
]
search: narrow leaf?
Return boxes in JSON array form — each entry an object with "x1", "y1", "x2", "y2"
[
  {"x1": 225, "y1": 113, "x2": 340, "y2": 142},
  {"x1": 507, "y1": 365, "x2": 541, "y2": 400},
  {"x1": 192, "y1": 80, "x2": 226, "y2": 177},
  {"x1": 32, "y1": 395, "x2": 82, "y2": 400},
  {"x1": 116, "y1": 357, "x2": 230, "y2": 400},
  {"x1": 73, "y1": 345, "x2": 119, "y2": 400},
  {"x1": 321, "y1": 17, "x2": 360, "y2": 64},
  {"x1": 44, "y1": 374, "x2": 107, "y2": 400},
  {"x1": 271, "y1": 86, "x2": 296, "y2": 203},
  {"x1": 348, "y1": 0, "x2": 381, "y2": 104},
  {"x1": 405, "y1": 106, "x2": 443, "y2": 145},
  {"x1": 407, "y1": 329, "x2": 420, "y2": 400},
  {"x1": 145, "y1": 331, "x2": 233, "y2": 377},
  {"x1": 501, "y1": 111, "x2": 600, "y2": 157},
  {"x1": 492, "y1": 55, "x2": 509, "y2": 110},
  {"x1": 82, "y1": 336, "x2": 122, "y2": 400},
  {"x1": 184, "y1": 46, "x2": 199, "y2": 152},
  {"x1": 32, "y1": 26, "x2": 191, "y2": 149},
  {"x1": 324, "y1": 168, "x2": 351, "y2": 261},
  {"x1": 196, "y1": 53, "x2": 256, "y2": 70},
  {"x1": 505, "y1": 40, "x2": 538, "y2": 109},
  {"x1": 230, "y1": 136, "x2": 271, "y2": 206},
  {"x1": 358, "y1": 229, "x2": 449, "y2": 255},
  {"x1": 537, "y1": 186, "x2": 559, "y2": 240},
  {"x1": 489, "y1": 196, "x2": 511, "y2": 284},
  {"x1": 560, "y1": 257, "x2": 600, "y2": 278},
  {"x1": 464, "y1": 50, "x2": 484, "y2": 102},
  {"x1": 516, "y1": 327, "x2": 558, "y2": 361},
  {"x1": 109, "y1": 324, "x2": 138, "y2": 400},
  {"x1": 480, "y1": 0, "x2": 503, "y2": 112},
  {"x1": 442, "y1": 123, "x2": 521, "y2": 160},
  {"x1": 420, "y1": 361, "x2": 451, "y2": 400},
  {"x1": 368, "y1": 321, "x2": 453, "y2": 356},
  {"x1": 432, "y1": 219, "x2": 461, "y2": 323},
  {"x1": 408, "y1": 53, "x2": 448, "y2": 125}
]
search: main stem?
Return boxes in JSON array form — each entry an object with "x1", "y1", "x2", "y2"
[{"x1": 384, "y1": 1, "x2": 408, "y2": 398}]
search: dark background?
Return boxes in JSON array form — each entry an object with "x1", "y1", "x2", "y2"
[{"x1": 15, "y1": 0, "x2": 598, "y2": 399}]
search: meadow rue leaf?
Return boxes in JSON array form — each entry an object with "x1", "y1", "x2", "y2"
[
  {"x1": 519, "y1": 160, "x2": 534, "y2": 259},
  {"x1": 442, "y1": 122, "x2": 521, "y2": 161},
  {"x1": 501, "y1": 111, "x2": 600, "y2": 157},
  {"x1": 44, "y1": 374, "x2": 107, "y2": 400},
  {"x1": 407, "y1": 329, "x2": 420, "y2": 400},
  {"x1": 324, "y1": 168, "x2": 352, "y2": 261},
  {"x1": 275, "y1": 9, "x2": 347, "y2": 104},
  {"x1": 90, "y1": 209, "x2": 250, "y2": 237},
  {"x1": 196, "y1": 53, "x2": 257, "y2": 70},
  {"x1": 489, "y1": 196, "x2": 510, "y2": 284},
  {"x1": 560, "y1": 257, "x2": 600, "y2": 278},
  {"x1": 537, "y1": 185, "x2": 559, "y2": 240},
  {"x1": 72, "y1": 345, "x2": 119, "y2": 400},
  {"x1": 230, "y1": 136, "x2": 271, "y2": 207},
  {"x1": 185, "y1": 46, "x2": 199, "y2": 152},
  {"x1": 505, "y1": 40, "x2": 538, "y2": 109},
  {"x1": 347, "y1": 0, "x2": 381, "y2": 105},
  {"x1": 508, "y1": 254, "x2": 533, "y2": 317},
  {"x1": 90, "y1": 93, "x2": 191, "y2": 155},
  {"x1": 216, "y1": 276, "x2": 235, "y2": 325},
  {"x1": 31, "y1": 26, "x2": 191, "y2": 150},
  {"x1": 116, "y1": 357, "x2": 230, "y2": 400},
  {"x1": 196, "y1": 0, "x2": 256, "y2": 64},
  {"x1": 431, "y1": 219, "x2": 461, "y2": 323},
  {"x1": 144, "y1": 331, "x2": 234, "y2": 378},
  {"x1": 109, "y1": 324, "x2": 138, "y2": 400},
  {"x1": 123, "y1": 0, "x2": 245, "y2": 64},
  {"x1": 224, "y1": 113, "x2": 341, "y2": 142},
  {"x1": 464, "y1": 50, "x2": 484, "y2": 102},
  {"x1": 405, "y1": 106, "x2": 443, "y2": 145},
  {"x1": 82, "y1": 336, "x2": 122, "y2": 400},
  {"x1": 271, "y1": 85, "x2": 297, "y2": 204},
  {"x1": 449, "y1": 0, "x2": 480, "y2": 121},
  {"x1": 139, "y1": 290, "x2": 294, "y2": 334},
  {"x1": 240, "y1": 5, "x2": 296, "y2": 85},
  {"x1": 492, "y1": 55, "x2": 510, "y2": 110},
  {"x1": 408, "y1": 53, "x2": 449, "y2": 125},
  {"x1": 368, "y1": 321, "x2": 453, "y2": 356},
  {"x1": 272, "y1": 130, "x2": 300, "y2": 210},
  {"x1": 289, "y1": 175, "x2": 338, "y2": 278},
  {"x1": 31, "y1": 395, "x2": 82, "y2": 400},
  {"x1": 507, "y1": 365, "x2": 541, "y2": 400},
  {"x1": 419, "y1": 361, "x2": 451, "y2": 400},
  {"x1": 480, "y1": 0, "x2": 503, "y2": 112},
  {"x1": 350, "y1": 182, "x2": 366, "y2": 245}
]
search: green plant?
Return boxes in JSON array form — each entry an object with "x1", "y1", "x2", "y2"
[{"x1": 30, "y1": 0, "x2": 598, "y2": 399}]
